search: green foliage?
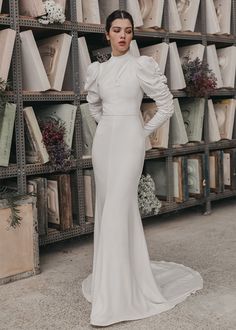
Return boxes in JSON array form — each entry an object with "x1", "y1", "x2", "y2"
[
  {"x1": 0, "y1": 187, "x2": 24, "y2": 228},
  {"x1": 6, "y1": 195, "x2": 22, "y2": 228}
]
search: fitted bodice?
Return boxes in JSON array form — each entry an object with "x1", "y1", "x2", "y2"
[
  {"x1": 85, "y1": 49, "x2": 174, "y2": 137},
  {"x1": 97, "y1": 51, "x2": 144, "y2": 116}
]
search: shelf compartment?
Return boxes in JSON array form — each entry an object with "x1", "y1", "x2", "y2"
[
  {"x1": 145, "y1": 143, "x2": 205, "y2": 159},
  {"x1": 39, "y1": 222, "x2": 94, "y2": 246},
  {"x1": 0, "y1": 165, "x2": 18, "y2": 179},
  {"x1": 81, "y1": 90, "x2": 236, "y2": 101},
  {"x1": 172, "y1": 90, "x2": 236, "y2": 98},
  {"x1": 0, "y1": 92, "x2": 15, "y2": 102},
  {"x1": 209, "y1": 89, "x2": 236, "y2": 97},
  {"x1": 134, "y1": 29, "x2": 167, "y2": 39},
  {"x1": 77, "y1": 22, "x2": 105, "y2": 33},
  {"x1": 171, "y1": 91, "x2": 187, "y2": 97},
  {"x1": 209, "y1": 190, "x2": 236, "y2": 201},
  {"x1": 160, "y1": 198, "x2": 204, "y2": 213},
  {"x1": 79, "y1": 92, "x2": 87, "y2": 101},
  {"x1": 80, "y1": 157, "x2": 92, "y2": 169},
  {"x1": 134, "y1": 30, "x2": 202, "y2": 41},
  {"x1": 4, "y1": 91, "x2": 76, "y2": 102},
  {"x1": 0, "y1": 14, "x2": 10, "y2": 25},
  {"x1": 142, "y1": 198, "x2": 205, "y2": 218},
  {"x1": 22, "y1": 91, "x2": 75, "y2": 101},
  {"x1": 6, "y1": 89, "x2": 236, "y2": 103},
  {"x1": 209, "y1": 140, "x2": 236, "y2": 151},
  {"x1": 19, "y1": 17, "x2": 73, "y2": 30},
  {"x1": 206, "y1": 34, "x2": 235, "y2": 43},
  {"x1": 25, "y1": 160, "x2": 77, "y2": 176},
  {"x1": 134, "y1": 29, "x2": 202, "y2": 41},
  {"x1": 168, "y1": 31, "x2": 203, "y2": 41}
]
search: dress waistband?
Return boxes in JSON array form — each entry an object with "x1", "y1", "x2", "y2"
[{"x1": 102, "y1": 114, "x2": 139, "y2": 116}]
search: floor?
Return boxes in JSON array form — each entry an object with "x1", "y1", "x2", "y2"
[{"x1": 0, "y1": 198, "x2": 235, "y2": 330}]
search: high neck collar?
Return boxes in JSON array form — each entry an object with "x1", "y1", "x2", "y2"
[{"x1": 110, "y1": 49, "x2": 132, "y2": 60}]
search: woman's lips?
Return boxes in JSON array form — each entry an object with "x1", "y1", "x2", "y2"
[{"x1": 118, "y1": 41, "x2": 126, "y2": 46}]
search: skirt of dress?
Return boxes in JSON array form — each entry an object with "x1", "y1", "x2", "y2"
[{"x1": 82, "y1": 114, "x2": 203, "y2": 327}]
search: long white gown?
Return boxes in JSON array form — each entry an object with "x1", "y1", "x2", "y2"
[{"x1": 82, "y1": 50, "x2": 203, "y2": 326}]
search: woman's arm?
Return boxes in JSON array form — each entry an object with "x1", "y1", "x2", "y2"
[
  {"x1": 136, "y1": 56, "x2": 174, "y2": 137},
  {"x1": 84, "y1": 61, "x2": 102, "y2": 123}
]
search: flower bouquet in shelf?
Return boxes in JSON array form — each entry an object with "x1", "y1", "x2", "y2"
[
  {"x1": 182, "y1": 57, "x2": 217, "y2": 97},
  {"x1": 138, "y1": 174, "x2": 162, "y2": 216},
  {"x1": 39, "y1": 117, "x2": 73, "y2": 170},
  {"x1": 38, "y1": 0, "x2": 65, "y2": 25}
]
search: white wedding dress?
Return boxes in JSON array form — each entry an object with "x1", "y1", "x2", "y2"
[{"x1": 82, "y1": 50, "x2": 203, "y2": 326}]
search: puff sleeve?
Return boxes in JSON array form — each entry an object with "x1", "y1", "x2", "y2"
[
  {"x1": 84, "y1": 61, "x2": 102, "y2": 123},
  {"x1": 136, "y1": 56, "x2": 174, "y2": 137}
]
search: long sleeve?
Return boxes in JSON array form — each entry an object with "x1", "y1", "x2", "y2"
[
  {"x1": 136, "y1": 56, "x2": 174, "y2": 137},
  {"x1": 84, "y1": 61, "x2": 102, "y2": 123}
]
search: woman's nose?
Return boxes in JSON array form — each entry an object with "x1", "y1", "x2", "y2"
[{"x1": 120, "y1": 31, "x2": 125, "y2": 38}]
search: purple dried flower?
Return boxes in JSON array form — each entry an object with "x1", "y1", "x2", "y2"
[
  {"x1": 182, "y1": 56, "x2": 217, "y2": 97},
  {"x1": 39, "y1": 117, "x2": 73, "y2": 171}
]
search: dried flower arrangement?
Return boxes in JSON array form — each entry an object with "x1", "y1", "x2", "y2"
[
  {"x1": 39, "y1": 117, "x2": 73, "y2": 170},
  {"x1": 38, "y1": 0, "x2": 65, "y2": 25},
  {"x1": 138, "y1": 173, "x2": 162, "y2": 216},
  {"x1": 182, "y1": 57, "x2": 217, "y2": 97}
]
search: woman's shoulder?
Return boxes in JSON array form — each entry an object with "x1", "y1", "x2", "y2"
[
  {"x1": 87, "y1": 61, "x2": 100, "y2": 75},
  {"x1": 134, "y1": 55, "x2": 167, "y2": 85},
  {"x1": 86, "y1": 61, "x2": 101, "y2": 82},
  {"x1": 85, "y1": 61, "x2": 101, "y2": 91},
  {"x1": 135, "y1": 55, "x2": 159, "y2": 73},
  {"x1": 87, "y1": 60, "x2": 110, "y2": 76}
]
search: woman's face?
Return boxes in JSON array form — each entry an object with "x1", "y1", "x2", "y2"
[{"x1": 106, "y1": 18, "x2": 133, "y2": 56}]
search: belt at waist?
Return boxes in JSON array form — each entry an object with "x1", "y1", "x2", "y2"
[{"x1": 102, "y1": 114, "x2": 139, "y2": 116}]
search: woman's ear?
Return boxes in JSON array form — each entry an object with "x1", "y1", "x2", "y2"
[{"x1": 105, "y1": 32, "x2": 110, "y2": 41}]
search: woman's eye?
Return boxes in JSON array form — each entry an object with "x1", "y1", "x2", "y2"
[{"x1": 112, "y1": 29, "x2": 132, "y2": 34}]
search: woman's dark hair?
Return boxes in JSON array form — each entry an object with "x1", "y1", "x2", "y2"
[{"x1": 105, "y1": 9, "x2": 134, "y2": 34}]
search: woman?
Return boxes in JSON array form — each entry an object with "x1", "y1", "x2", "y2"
[{"x1": 82, "y1": 9, "x2": 203, "y2": 327}]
